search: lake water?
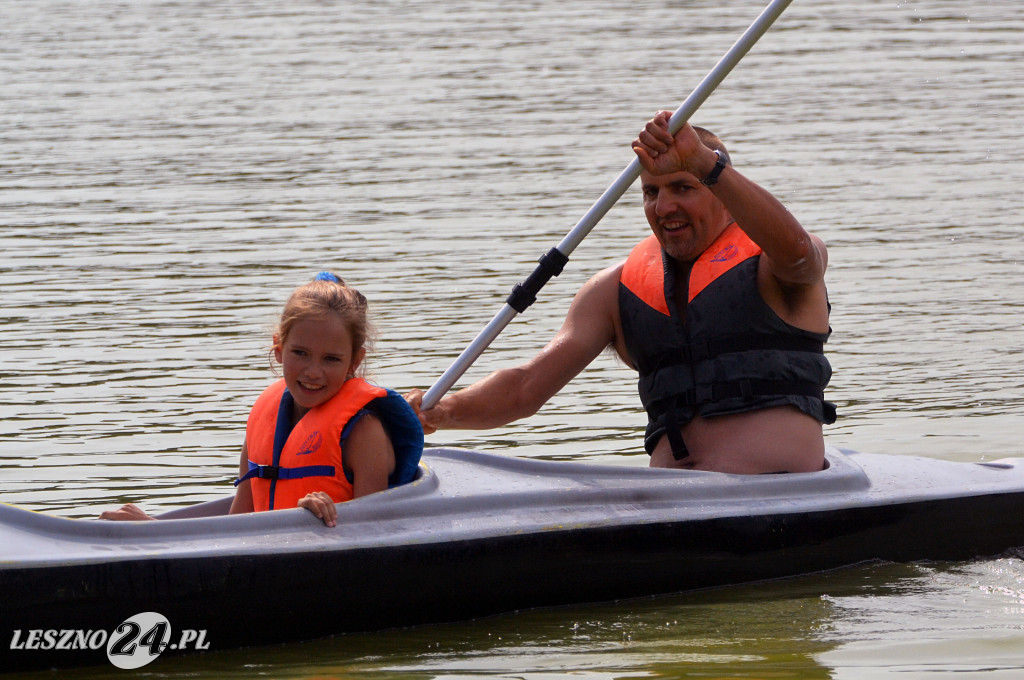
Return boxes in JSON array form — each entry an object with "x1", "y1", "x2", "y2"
[{"x1": 2, "y1": 0, "x2": 1023, "y2": 677}]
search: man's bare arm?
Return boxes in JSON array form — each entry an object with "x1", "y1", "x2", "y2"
[
  {"x1": 634, "y1": 111, "x2": 827, "y2": 287},
  {"x1": 406, "y1": 265, "x2": 623, "y2": 432},
  {"x1": 706, "y1": 162, "x2": 827, "y2": 287}
]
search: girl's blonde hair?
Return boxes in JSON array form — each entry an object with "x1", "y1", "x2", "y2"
[{"x1": 272, "y1": 272, "x2": 374, "y2": 376}]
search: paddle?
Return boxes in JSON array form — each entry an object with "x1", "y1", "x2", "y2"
[{"x1": 422, "y1": 0, "x2": 795, "y2": 410}]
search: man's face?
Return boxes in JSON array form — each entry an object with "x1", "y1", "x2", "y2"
[{"x1": 641, "y1": 169, "x2": 731, "y2": 262}]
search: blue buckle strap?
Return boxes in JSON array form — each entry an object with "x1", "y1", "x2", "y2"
[
  {"x1": 234, "y1": 461, "x2": 335, "y2": 486},
  {"x1": 275, "y1": 464, "x2": 335, "y2": 480}
]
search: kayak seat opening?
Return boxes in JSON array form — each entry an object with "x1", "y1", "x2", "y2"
[{"x1": 759, "y1": 458, "x2": 830, "y2": 474}]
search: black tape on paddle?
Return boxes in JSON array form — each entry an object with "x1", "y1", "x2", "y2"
[{"x1": 506, "y1": 247, "x2": 570, "y2": 313}]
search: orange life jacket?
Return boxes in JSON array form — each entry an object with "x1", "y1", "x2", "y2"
[
  {"x1": 619, "y1": 221, "x2": 763, "y2": 312},
  {"x1": 240, "y1": 378, "x2": 399, "y2": 512}
]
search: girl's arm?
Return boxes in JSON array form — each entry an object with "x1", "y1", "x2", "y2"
[
  {"x1": 229, "y1": 440, "x2": 255, "y2": 515},
  {"x1": 298, "y1": 414, "x2": 395, "y2": 527},
  {"x1": 406, "y1": 263, "x2": 622, "y2": 433},
  {"x1": 102, "y1": 440, "x2": 254, "y2": 521},
  {"x1": 342, "y1": 413, "x2": 395, "y2": 499}
]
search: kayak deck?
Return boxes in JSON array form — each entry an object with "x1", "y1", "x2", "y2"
[
  {"x1": 1, "y1": 446, "x2": 1023, "y2": 565},
  {"x1": 2, "y1": 446, "x2": 1024, "y2": 671}
]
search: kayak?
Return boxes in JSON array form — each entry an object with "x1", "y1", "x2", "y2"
[{"x1": 3, "y1": 445, "x2": 1024, "y2": 671}]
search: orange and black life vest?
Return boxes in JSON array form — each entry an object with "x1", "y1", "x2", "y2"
[
  {"x1": 618, "y1": 223, "x2": 836, "y2": 458},
  {"x1": 237, "y1": 378, "x2": 423, "y2": 511}
]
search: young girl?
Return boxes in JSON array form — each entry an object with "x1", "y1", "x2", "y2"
[{"x1": 101, "y1": 272, "x2": 423, "y2": 526}]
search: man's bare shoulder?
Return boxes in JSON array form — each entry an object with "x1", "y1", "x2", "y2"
[
  {"x1": 558, "y1": 260, "x2": 632, "y2": 365},
  {"x1": 562, "y1": 261, "x2": 626, "y2": 327},
  {"x1": 574, "y1": 260, "x2": 626, "y2": 303}
]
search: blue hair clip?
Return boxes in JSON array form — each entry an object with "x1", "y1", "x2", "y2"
[{"x1": 314, "y1": 271, "x2": 340, "y2": 283}]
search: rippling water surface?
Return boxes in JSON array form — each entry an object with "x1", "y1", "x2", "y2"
[{"x1": 2, "y1": 0, "x2": 1023, "y2": 677}]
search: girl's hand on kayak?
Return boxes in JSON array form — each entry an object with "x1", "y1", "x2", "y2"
[
  {"x1": 404, "y1": 389, "x2": 443, "y2": 435},
  {"x1": 298, "y1": 491, "x2": 337, "y2": 527},
  {"x1": 99, "y1": 503, "x2": 156, "y2": 521}
]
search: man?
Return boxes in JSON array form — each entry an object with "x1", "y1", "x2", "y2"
[{"x1": 406, "y1": 111, "x2": 835, "y2": 473}]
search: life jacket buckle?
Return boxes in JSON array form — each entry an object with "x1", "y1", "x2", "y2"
[{"x1": 257, "y1": 464, "x2": 280, "y2": 480}]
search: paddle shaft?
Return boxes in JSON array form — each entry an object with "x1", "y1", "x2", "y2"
[{"x1": 422, "y1": 0, "x2": 795, "y2": 410}]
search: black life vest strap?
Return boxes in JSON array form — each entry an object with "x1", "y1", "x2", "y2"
[
  {"x1": 651, "y1": 378, "x2": 826, "y2": 461},
  {"x1": 652, "y1": 379, "x2": 825, "y2": 415},
  {"x1": 663, "y1": 405, "x2": 690, "y2": 461},
  {"x1": 636, "y1": 334, "x2": 825, "y2": 376}
]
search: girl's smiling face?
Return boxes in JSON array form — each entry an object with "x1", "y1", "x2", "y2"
[{"x1": 274, "y1": 313, "x2": 365, "y2": 418}]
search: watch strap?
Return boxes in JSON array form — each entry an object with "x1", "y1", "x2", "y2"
[{"x1": 700, "y1": 150, "x2": 728, "y2": 187}]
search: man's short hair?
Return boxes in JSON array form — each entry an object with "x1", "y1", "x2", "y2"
[{"x1": 694, "y1": 126, "x2": 730, "y2": 165}]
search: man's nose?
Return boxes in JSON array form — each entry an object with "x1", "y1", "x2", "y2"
[{"x1": 655, "y1": 191, "x2": 676, "y2": 216}]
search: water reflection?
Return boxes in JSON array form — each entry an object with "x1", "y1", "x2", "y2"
[
  {"x1": 28, "y1": 559, "x2": 1019, "y2": 680},
  {"x1": 819, "y1": 557, "x2": 1024, "y2": 678}
]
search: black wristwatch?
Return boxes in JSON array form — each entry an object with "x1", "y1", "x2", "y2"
[{"x1": 700, "y1": 150, "x2": 728, "y2": 187}]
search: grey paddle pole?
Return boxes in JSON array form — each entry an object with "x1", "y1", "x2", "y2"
[{"x1": 421, "y1": 0, "x2": 795, "y2": 410}]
